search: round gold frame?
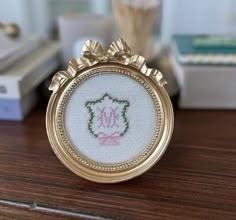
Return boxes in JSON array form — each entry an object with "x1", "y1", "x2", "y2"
[{"x1": 46, "y1": 39, "x2": 174, "y2": 183}]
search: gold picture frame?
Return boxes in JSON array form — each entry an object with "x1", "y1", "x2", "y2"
[{"x1": 46, "y1": 39, "x2": 174, "y2": 183}]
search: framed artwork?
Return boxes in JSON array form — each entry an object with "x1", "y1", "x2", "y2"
[{"x1": 46, "y1": 39, "x2": 174, "y2": 183}]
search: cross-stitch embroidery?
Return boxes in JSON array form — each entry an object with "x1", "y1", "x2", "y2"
[{"x1": 85, "y1": 94, "x2": 129, "y2": 145}]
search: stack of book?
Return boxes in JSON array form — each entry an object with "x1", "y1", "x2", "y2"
[
  {"x1": 0, "y1": 35, "x2": 60, "y2": 120},
  {"x1": 171, "y1": 35, "x2": 236, "y2": 109}
]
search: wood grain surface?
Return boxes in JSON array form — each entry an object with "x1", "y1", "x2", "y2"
[{"x1": 0, "y1": 106, "x2": 235, "y2": 219}]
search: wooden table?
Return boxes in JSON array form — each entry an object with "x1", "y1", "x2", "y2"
[{"x1": 0, "y1": 106, "x2": 235, "y2": 219}]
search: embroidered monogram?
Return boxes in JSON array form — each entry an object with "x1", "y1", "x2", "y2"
[{"x1": 85, "y1": 94, "x2": 129, "y2": 145}]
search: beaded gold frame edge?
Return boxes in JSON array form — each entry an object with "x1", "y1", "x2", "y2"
[{"x1": 46, "y1": 39, "x2": 174, "y2": 183}]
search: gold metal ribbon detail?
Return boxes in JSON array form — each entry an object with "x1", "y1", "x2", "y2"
[{"x1": 49, "y1": 38, "x2": 166, "y2": 93}]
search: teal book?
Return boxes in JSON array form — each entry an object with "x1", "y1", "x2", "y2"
[{"x1": 172, "y1": 35, "x2": 236, "y2": 65}]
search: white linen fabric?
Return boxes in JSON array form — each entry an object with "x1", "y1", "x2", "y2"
[{"x1": 64, "y1": 73, "x2": 157, "y2": 164}]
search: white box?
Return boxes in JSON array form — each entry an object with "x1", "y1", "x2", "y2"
[
  {"x1": 59, "y1": 14, "x2": 113, "y2": 67},
  {"x1": 0, "y1": 42, "x2": 60, "y2": 99},
  {"x1": 171, "y1": 56, "x2": 236, "y2": 109},
  {"x1": 0, "y1": 90, "x2": 38, "y2": 121}
]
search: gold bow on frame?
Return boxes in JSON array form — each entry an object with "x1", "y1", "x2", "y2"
[{"x1": 49, "y1": 38, "x2": 166, "y2": 93}]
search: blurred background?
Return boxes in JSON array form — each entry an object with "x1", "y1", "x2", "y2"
[{"x1": 0, "y1": 0, "x2": 236, "y2": 121}]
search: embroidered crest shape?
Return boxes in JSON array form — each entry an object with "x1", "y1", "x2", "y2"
[{"x1": 85, "y1": 94, "x2": 129, "y2": 145}]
